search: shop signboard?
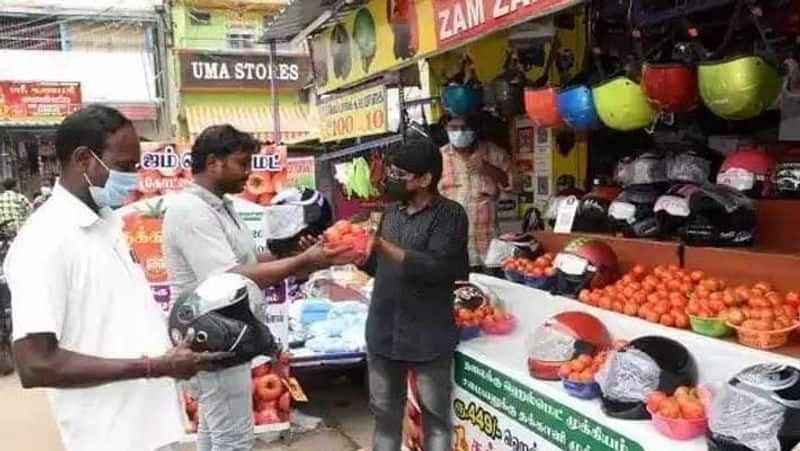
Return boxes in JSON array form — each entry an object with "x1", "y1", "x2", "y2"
[
  {"x1": 285, "y1": 156, "x2": 316, "y2": 190},
  {"x1": 319, "y1": 85, "x2": 388, "y2": 142},
  {"x1": 432, "y1": 0, "x2": 581, "y2": 48},
  {"x1": 452, "y1": 352, "x2": 644, "y2": 451},
  {"x1": 0, "y1": 81, "x2": 81, "y2": 123},
  {"x1": 178, "y1": 51, "x2": 312, "y2": 91}
]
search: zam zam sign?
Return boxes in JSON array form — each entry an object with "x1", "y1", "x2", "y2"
[{"x1": 434, "y1": 0, "x2": 580, "y2": 48}]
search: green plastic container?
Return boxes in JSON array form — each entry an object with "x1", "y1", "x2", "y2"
[{"x1": 689, "y1": 315, "x2": 732, "y2": 338}]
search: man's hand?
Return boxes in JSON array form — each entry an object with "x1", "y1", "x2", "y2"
[
  {"x1": 154, "y1": 329, "x2": 232, "y2": 380},
  {"x1": 297, "y1": 234, "x2": 320, "y2": 251},
  {"x1": 301, "y1": 240, "x2": 358, "y2": 269}
]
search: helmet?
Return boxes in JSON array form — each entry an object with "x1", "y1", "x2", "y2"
[
  {"x1": 526, "y1": 311, "x2": 611, "y2": 380},
  {"x1": 598, "y1": 336, "x2": 697, "y2": 420},
  {"x1": 168, "y1": 273, "x2": 280, "y2": 370},
  {"x1": 614, "y1": 152, "x2": 668, "y2": 188},
  {"x1": 774, "y1": 162, "x2": 800, "y2": 197},
  {"x1": 552, "y1": 238, "x2": 619, "y2": 296},
  {"x1": 654, "y1": 184, "x2": 695, "y2": 239},
  {"x1": 353, "y1": 8, "x2": 377, "y2": 72},
  {"x1": 608, "y1": 184, "x2": 668, "y2": 238},
  {"x1": 593, "y1": 77, "x2": 657, "y2": 131},
  {"x1": 488, "y1": 72, "x2": 525, "y2": 117},
  {"x1": 679, "y1": 184, "x2": 757, "y2": 247},
  {"x1": 524, "y1": 87, "x2": 563, "y2": 128},
  {"x1": 666, "y1": 149, "x2": 712, "y2": 185},
  {"x1": 442, "y1": 85, "x2": 482, "y2": 117},
  {"x1": 641, "y1": 63, "x2": 699, "y2": 114},
  {"x1": 265, "y1": 188, "x2": 333, "y2": 257},
  {"x1": 573, "y1": 184, "x2": 622, "y2": 233},
  {"x1": 707, "y1": 364, "x2": 800, "y2": 451},
  {"x1": 718, "y1": 146, "x2": 776, "y2": 198},
  {"x1": 331, "y1": 23, "x2": 352, "y2": 79},
  {"x1": 557, "y1": 85, "x2": 601, "y2": 131},
  {"x1": 698, "y1": 56, "x2": 781, "y2": 120}
]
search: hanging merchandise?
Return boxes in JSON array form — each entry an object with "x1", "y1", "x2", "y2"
[
  {"x1": 654, "y1": 183, "x2": 695, "y2": 239},
  {"x1": 608, "y1": 184, "x2": 669, "y2": 238},
  {"x1": 331, "y1": 23, "x2": 353, "y2": 80},
  {"x1": 387, "y1": 0, "x2": 419, "y2": 60},
  {"x1": 353, "y1": 8, "x2": 377, "y2": 72},
  {"x1": 524, "y1": 87, "x2": 564, "y2": 127},
  {"x1": 678, "y1": 183, "x2": 758, "y2": 247},
  {"x1": 779, "y1": 59, "x2": 800, "y2": 142},
  {"x1": 526, "y1": 311, "x2": 612, "y2": 380},
  {"x1": 614, "y1": 152, "x2": 669, "y2": 188},
  {"x1": 552, "y1": 237, "x2": 619, "y2": 296},
  {"x1": 597, "y1": 336, "x2": 697, "y2": 420},
  {"x1": 441, "y1": 56, "x2": 483, "y2": 117},
  {"x1": 774, "y1": 162, "x2": 800, "y2": 198},
  {"x1": 707, "y1": 363, "x2": 800, "y2": 451},
  {"x1": 348, "y1": 157, "x2": 379, "y2": 199},
  {"x1": 486, "y1": 51, "x2": 526, "y2": 118},
  {"x1": 717, "y1": 146, "x2": 776, "y2": 198},
  {"x1": 593, "y1": 77, "x2": 657, "y2": 131},
  {"x1": 572, "y1": 182, "x2": 622, "y2": 234},
  {"x1": 699, "y1": 56, "x2": 781, "y2": 121},
  {"x1": 641, "y1": 63, "x2": 700, "y2": 114},
  {"x1": 557, "y1": 85, "x2": 602, "y2": 131}
]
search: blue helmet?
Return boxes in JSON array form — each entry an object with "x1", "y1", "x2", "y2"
[
  {"x1": 557, "y1": 86, "x2": 601, "y2": 131},
  {"x1": 441, "y1": 85, "x2": 482, "y2": 117}
]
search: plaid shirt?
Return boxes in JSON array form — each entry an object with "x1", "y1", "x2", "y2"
[
  {"x1": 439, "y1": 141, "x2": 512, "y2": 267},
  {"x1": 0, "y1": 190, "x2": 32, "y2": 235}
]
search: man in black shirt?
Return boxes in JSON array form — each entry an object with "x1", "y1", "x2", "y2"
[{"x1": 364, "y1": 138, "x2": 469, "y2": 451}]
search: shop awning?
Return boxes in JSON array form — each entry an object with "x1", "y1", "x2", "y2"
[
  {"x1": 261, "y1": 0, "x2": 365, "y2": 43},
  {"x1": 184, "y1": 104, "x2": 319, "y2": 144}
]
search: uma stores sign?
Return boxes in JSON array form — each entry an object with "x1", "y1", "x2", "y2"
[{"x1": 178, "y1": 51, "x2": 311, "y2": 90}]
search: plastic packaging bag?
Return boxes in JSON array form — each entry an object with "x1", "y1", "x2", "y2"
[
  {"x1": 596, "y1": 348, "x2": 660, "y2": 403},
  {"x1": 527, "y1": 324, "x2": 577, "y2": 362},
  {"x1": 709, "y1": 384, "x2": 784, "y2": 451}
]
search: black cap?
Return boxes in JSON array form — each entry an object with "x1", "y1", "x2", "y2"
[{"x1": 389, "y1": 138, "x2": 443, "y2": 183}]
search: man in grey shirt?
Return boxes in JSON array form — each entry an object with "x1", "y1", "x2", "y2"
[{"x1": 163, "y1": 125, "x2": 355, "y2": 451}]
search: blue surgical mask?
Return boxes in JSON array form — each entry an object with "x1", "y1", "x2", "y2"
[
  {"x1": 448, "y1": 130, "x2": 476, "y2": 150},
  {"x1": 84, "y1": 152, "x2": 139, "y2": 209}
]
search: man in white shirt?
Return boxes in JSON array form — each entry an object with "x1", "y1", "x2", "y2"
[{"x1": 4, "y1": 105, "x2": 228, "y2": 451}]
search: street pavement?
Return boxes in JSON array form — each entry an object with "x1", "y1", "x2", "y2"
[{"x1": 0, "y1": 371, "x2": 372, "y2": 451}]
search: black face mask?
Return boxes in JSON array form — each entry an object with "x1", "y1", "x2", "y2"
[{"x1": 384, "y1": 176, "x2": 414, "y2": 201}]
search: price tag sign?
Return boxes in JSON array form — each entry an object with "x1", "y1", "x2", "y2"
[
  {"x1": 319, "y1": 85, "x2": 388, "y2": 142},
  {"x1": 553, "y1": 195, "x2": 579, "y2": 234}
]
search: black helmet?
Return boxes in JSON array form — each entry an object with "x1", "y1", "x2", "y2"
[
  {"x1": 168, "y1": 273, "x2": 280, "y2": 371},
  {"x1": 598, "y1": 336, "x2": 697, "y2": 420},
  {"x1": 666, "y1": 149, "x2": 712, "y2": 185},
  {"x1": 265, "y1": 188, "x2": 333, "y2": 257},
  {"x1": 653, "y1": 184, "x2": 694, "y2": 239},
  {"x1": 679, "y1": 184, "x2": 757, "y2": 247},
  {"x1": 573, "y1": 184, "x2": 622, "y2": 233},
  {"x1": 608, "y1": 183, "x2": 669, "y2": 238},
  {"x1": 614, "y1": 152, "x2": 668, "y2": 188},
  {"x1": 707, "y1": 364, "x2": 800, "y2": 451}
]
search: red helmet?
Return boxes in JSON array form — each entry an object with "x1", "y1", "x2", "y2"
[
  {"x1": 527, "y1": 311, "x2": 612, "y2": 380},
  {"x1": 524, "y1": 87, "x2": 563, "y2": 128},
  {"x1": 641, "y1": 63, "x2": 699, "y2": 113},
  {"x1": 555, "y1": 238, "x2": 620, "y2": 290},
  {"x1": 718, "y1": 146, "x2": 776, "y2": 197}
]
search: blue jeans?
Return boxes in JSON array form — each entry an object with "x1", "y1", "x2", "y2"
[
  {"x1": 192, "y1": 363, "x2": 254, "y2": 451},
  {"x1": 368, "y1": 353, "x2": 453, "y2": 451}
]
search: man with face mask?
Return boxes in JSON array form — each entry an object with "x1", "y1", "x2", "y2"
[
  {"x1": 362, "y1": 138, "x2": 469, "y2": 451},
  {"x1": 3, "y1": 105, "x2": 228, "y2": 451},
  {"x1": 32, "y1": 177, "x2": 55, "y2": 210},
  {"x1": 162, "y1": 125, "x2": 357, "y2": 451},
  {"x1": 439, "y1": 114, "x2": 512, "y2": 271}
]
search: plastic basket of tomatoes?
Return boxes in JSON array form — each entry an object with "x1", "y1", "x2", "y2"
[
  {"x1": 557, "y1": 352, "x2": 609, "y2": 400},
  {"x1": 728, "y1": 320, "x2": 800, "y2": 349},
  {"x1": 646, "y1": 387, "x2": 707, "y2": 441},
  {"x1": 688, "y1": 315, "x2": 732, "y2": 338}
]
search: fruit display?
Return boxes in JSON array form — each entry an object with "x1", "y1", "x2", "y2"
[
  {"x1": 454, "y1": 302, "x2": 516, "y2": 339},
  {"x1": 502, "y1": 253, "x2": 556, "y2": 288},
  {"x1": 557, "y1": 351, "x2": 610, "y2": 399},
  {"x1": 182, "y1": 391, "x2": 199, "y2": 433},
  {"x1": 577, "y1": 264, "x2": 800, "y2": 348},
  {"x1": 578, "y1": 264, "x2": 692, "y2": 329},
  {"x1": 250, "y1": 354, "x2": 292, "y2": 426},
  {"x1": 645, "y1": 387, "x2": 708, "y2": 440},
  {"x1": 323, "y1": 220, "x2": 369, "y2": 254}
]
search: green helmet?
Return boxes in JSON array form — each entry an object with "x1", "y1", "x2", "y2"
[
  {"x1": 698, "y1": 56, "x2": 780, "y2": 120},
  {"x1": 592, "y1": 77, "x2": 657, "y2": 131},
  {"x1": 353, "y1": 8, "x2": 377, "y2": 72}
]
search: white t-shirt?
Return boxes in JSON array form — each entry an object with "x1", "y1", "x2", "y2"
[{"x1": 4, "y1": 184, "x2": 184, "y2": 451}]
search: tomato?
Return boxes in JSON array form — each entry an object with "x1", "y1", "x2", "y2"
[
  {"x1": 578, "y1": 290, "x2": 591, "y2": 303},
  {"x1": 689, "y1": 270, "x2": 705, "y2": 282},
  {"x1": 726, "y1": 308, "x2": 745, "y2": 325},
  {"x1": 659, "y1": 314, "x2": 675, "y2": 327},
  {"x1": 645, "y1": 310, "x2": 660, "y2": 323},
  {"x1": 653, "y1": 302, "x2": 669, "y2": 315},
  {"x1": 598, "y1": 296, "x2": 613, "y2": 310},
  {"x1": 680, "y1": 399, "x2": 705, "y2": 420},
  {"x1": 611, "y1": 301, "x2": 624, "y2": 313},
  {"x1": 787, "y1": 291, "x2": 800, "y2": 306},
  {"x1": 623, "y1": 302, "x2": 639, "y2": 316},
  {"x1": 544, "y1": 267, "x2": 557, "y2": 277},
  {"x1": 532, "y1": 267, "x2": 544, "y2": 278},
  {"x1": 749, "y1": 297, "x2": 770, "y2": 308},
  {"x1": 658, "y1": 399, "x2": 681, "y2": 419},
  {"x1": 754, "y1": 282, "x2": 774, "y2": 293},
  {"x1": 673, "y1": 312, "x2": 690, "y2": 329},
  {"x1": 632, "y1": 264, "x2": 647, "y2": 277}
]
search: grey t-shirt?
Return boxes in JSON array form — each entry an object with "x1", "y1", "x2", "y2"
[{"x1": 162, "y1": 183, "x2": 257, "y2": 304}]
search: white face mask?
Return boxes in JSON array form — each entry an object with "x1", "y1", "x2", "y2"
[
  {"x1": 553, "y1": 253, "x2": 591, "y2": 275},
  {"x1": 448, "y1": 130, "x2": 476, "y2": 149},
  {"x1": 718, "y1": 168, "x2": 757, "y2": 191},
  {"x1": 84, "y1": 151, "x2": 139, "y2": 209},
  {"x1": 40, "y1": 186, "x2": 52, "y2": 196}
]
